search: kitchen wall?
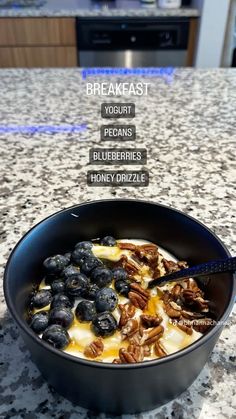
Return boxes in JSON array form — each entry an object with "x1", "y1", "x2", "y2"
[
  {"x1": 194, "y1": 0, "x2": 231, "y2": 67},
  {"x1": 222, "y1": 0, "x2": 236, "y2": 66}
]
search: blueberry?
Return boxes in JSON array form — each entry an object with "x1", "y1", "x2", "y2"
[
  {"x1": 49, "y1": 307, "x2": 74, "y2": 329},
  {"x1": 82, "y1": 283, "x2": 100, "y2": 301},
  {"x1": 95, "y1": 288, "x2": 118, "y2": 312},
  {"x1": 75, "y1": 301, "x2": 97, "y2": 322},
  {"x1": 80, "y1": 257, "x2": 102, "y2": 275},
  {"x1": 91, "y1": 267, "x2": 113, "y2": 288},
  {"x1": 114, "y1": 279, "x2": 130, "y2": 297},
  {"x1": 30, "y1": 311, "x2": 48, "y2": 334},
  {"x1": 100, "y1": 236, "x2": 116, "y2": 247},
  {"x1": 42, "y1": 324, "x2": 70, "y2": 350},
  {"x1": 71, "y1": 248, "x2": 93, "y2": 265},
  {"x1": 64, "y1": 252, "x2": 71, "y2": 265},
  {"x1": 75, "y1": 241, "x2": 93, "y2": 250},
  {"x1": 43, "y1": 254, "x2": 69, "y2": 274},
  {"x1": 112, "y1": 267, "x2": 128, "y2": 281},
  {"x1": 62, "y1": 265, "x2": 80, "y2": 279},
  {"x1": 92, "y1": 312, "x2": 117, "y2": 337},
  {"x1": 31, "y1": 289, "x2": 52, "y2": 309},
  {"x1": 51, "y1": 280, "x2": 65, "y2": 295},
  {"x1": 65, "y1": 273, "x2": 89, "y2": 297},
  {"x1": 50, "y1": 294, "x2": 73, "y2": 310}
]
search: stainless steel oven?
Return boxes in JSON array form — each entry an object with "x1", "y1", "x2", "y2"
[{"x1": 76, "y1": 18, "x2": 190, "y2": 67}]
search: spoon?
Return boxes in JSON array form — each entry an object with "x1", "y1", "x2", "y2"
[{"x1": 148, "y1": 256, "x2": 236, "y2": 289}]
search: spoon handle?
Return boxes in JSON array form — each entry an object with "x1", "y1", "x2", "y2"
[{"x1": 148, "y1": 256, "x2": 236, "y2": 289}]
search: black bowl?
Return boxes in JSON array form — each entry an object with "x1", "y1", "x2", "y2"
[{"x1": 4, "y1": 200, "x2": 236, "y2": 414}]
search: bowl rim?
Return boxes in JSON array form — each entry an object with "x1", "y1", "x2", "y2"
[{"x1": 3, "y1": 198, "x2": 236, "y2": 370}]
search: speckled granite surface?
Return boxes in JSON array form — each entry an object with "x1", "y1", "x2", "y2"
[
  {"x1": 0, "y1": 0, "x2": 200, "y2": 17},
  {"x1": 0, "y1": 68, "x2": 235, "y2": 418}
]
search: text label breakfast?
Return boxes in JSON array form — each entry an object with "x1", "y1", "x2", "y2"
[{"x1": 86, "y1": 82, "x2": 151, "y2": 96}]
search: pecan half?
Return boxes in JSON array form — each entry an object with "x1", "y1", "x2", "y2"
[
  {"x1": 128, "y1": 331, "x2": 143, "y2": 346},
  {"x1": 182, "y1": 290, "x2": 198, "y2": 302},
  {"x1": 194, "y1": 297, "x2": 209, "y2": 312},
  {"x1": 84, "y1": 338, "x2": 104, "y2": 359},
  {"x1": 147, "y1": 255, "x2": 159, "y2": 269},
  {"x1": 181, "y1": 310, "x2": 205, "y2": 319},
  {"x1": 125, "y1": 260, "x2": 140, "y2": 276},
  {"x1": 127, "y1": 344, "x2": 144, "y2": 362},
  {"x1": 170, "y1": 284, "x2": 184, "y2": 306},
  {"x1": 114, "y1": 255, "x2": 128, "y2": 270},
  {"x1": 135, "y1": 243, "x2": 158, "y2": 257},
  {"x1": 119, "y1": 344, "x2": 150, "y2": 363},
  {"x1": 119, "y1": 348, "x2": 137, "y2": 363},
  {"x1": 171, "y1": 284, "x2": 183, "y2": 299},
  {"x1": 162, "y1": 291, "x2": 171, "y2": 304},
  {"x1": 182, "y1": 279, "x2": 204, "y2": 299},
  {"x1": 118, "y1": 303, "x2": 135, "y2": 328},
  {"x1": 138, "y1": 243, "x2": 158, "y2": 252},
  {"x1": 164, "y1": 302, "x2": 182, "y2": 318},
  {"x1": 139, "y1": 322, "x2": 144, "y2": 337},
  {"x1": 178, "y1": 261, "x2": 188, "y2": 269},
  {"x1": 162, "y1": 259, "x2": 180, "y2": 274},
  {"x1": 112, "y1": 358, "x2": 121, "y2": 364},
  {"x1": 115, "y1": 255, "x2": 140, "y2": 276},
  {"x1": 142, "y1": 325, "x2": 164, "y2": 346},
  {"x1": 118, "y1": 242, "x2": 137, "y2": 251},
  {"x1": 176, "y1": 318, "x2": 193, "y2": 335},
  {"x1": 154, "y1": 341, "x2": 167, "y2": 358},
  {"x1": 153, "y1": 267, "x2": 161, "y2": 279},
  {"x1": 183, "y1": 291, "x2": 209, "y2": 312},
  {"x1": 169, "y1": 301, "x2": 182, "y2": 311},
  {"x1": 140, "y1": 314, "x2": 163, "y2": 328},
  {"x1": 186, "y1": 278, "x2": 202, "y2": 291},
  {"x1": 128, "y1": 283, "x2": 150, "y2": 310},
  {"x1": 121, "y1": 319, "x2": 139, "y2": 340},
  {"x1": 135, "y1": 244, "x2": 159, "y2": 269},
  {"x1": 143, "y1": 345, "x2": 151, "y2": 357},
  {"x1": 130, "y1": 254, "x2": 143, "y2": 266},
  {"x1": 192, "y1": 318, "x2": 215, "y2": 333}
]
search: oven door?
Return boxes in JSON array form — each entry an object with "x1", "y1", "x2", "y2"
[
  {"x1": 78, "y1": 50, "x2": 187, "y2": 67},
  {"x1": 77, "y1": 18, "x2": 190, "y2": 67}
]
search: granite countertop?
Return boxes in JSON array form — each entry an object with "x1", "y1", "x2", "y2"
[
  {"x1": 0, "y1": 0, "x2": 200, "y2": 17},
  {"x1": 0, "y1": 68, "x2": 235, "y2": 418}
]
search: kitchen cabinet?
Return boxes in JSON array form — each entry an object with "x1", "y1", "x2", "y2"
[
  {"x1": 0, "y1": 46, "x2": 77, "y2": 67},
  {"x1": 0, "y1": 18, "x2": 77, "y2": 67}
]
